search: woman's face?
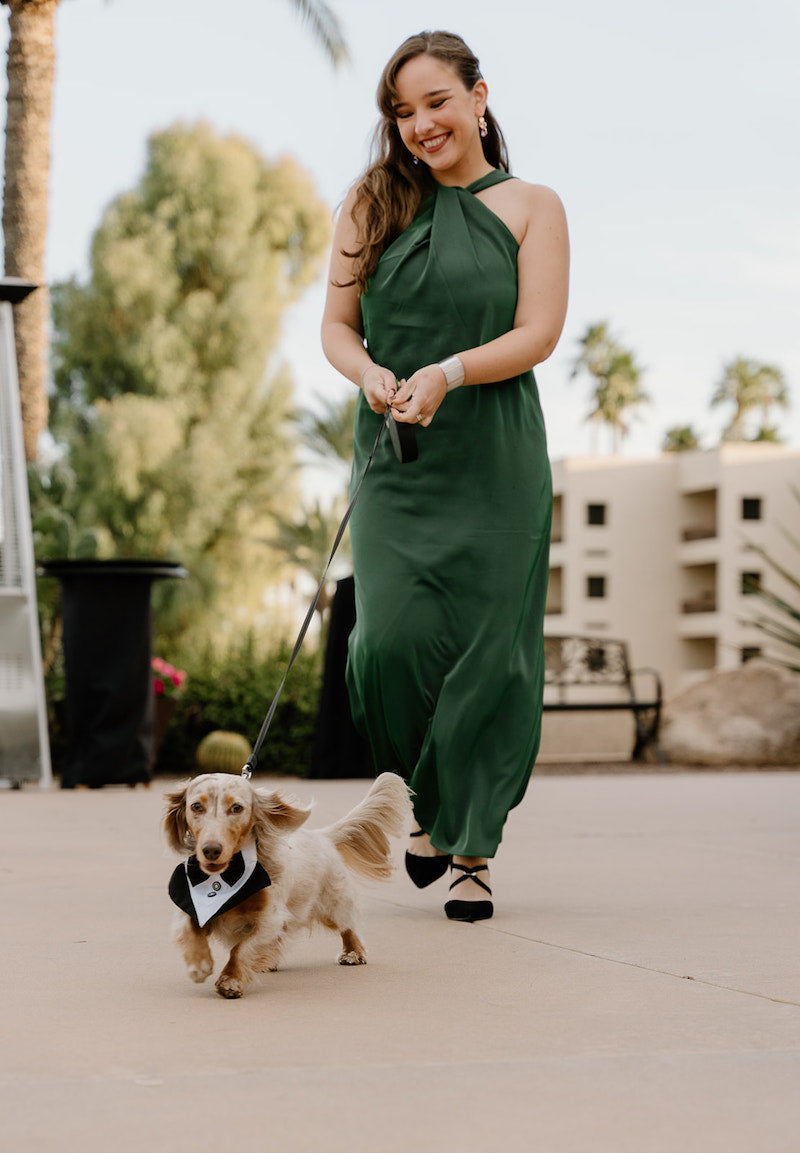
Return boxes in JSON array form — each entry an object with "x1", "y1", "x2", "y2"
[{"x1": 391, "y1": 54, "x2": 488, "y2": 183}]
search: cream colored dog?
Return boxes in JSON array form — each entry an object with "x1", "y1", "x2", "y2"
[{"x1": 164, "y1": 772, "x2": 410, "y2": 999}]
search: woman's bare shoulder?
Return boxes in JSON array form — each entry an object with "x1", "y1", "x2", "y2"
[
  {"x1": 477, "y1": 177, "x2": 565, "y2": 245},
  {"x1": 331, "y1": 181, "x2": 367, "y2": 251},
  {"x1": 506, "y1": 178, "x2": 565, "y2": 214}
]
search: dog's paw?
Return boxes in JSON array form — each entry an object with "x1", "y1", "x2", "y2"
[
  {"x1": 188, "y1": 958, "x2": 214, "y2": 983},
  {"x1": 215, "y1": 974, "x2": 245, "y2": 999},
  {"x1": 337, "y1": 950, "x2": 367, "y2": 966}
]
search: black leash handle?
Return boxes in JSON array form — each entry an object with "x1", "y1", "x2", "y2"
[{"x1": 242, "y1": 417, "x2": 392, "y2": 778}]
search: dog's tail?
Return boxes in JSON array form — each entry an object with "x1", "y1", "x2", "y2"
[{"x1": 322, "y1": 772, "x2": 411, "y2": 882}]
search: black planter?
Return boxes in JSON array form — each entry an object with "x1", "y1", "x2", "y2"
[{"x1": 40, "y1": 559, "x2": 186, "y2": 788}]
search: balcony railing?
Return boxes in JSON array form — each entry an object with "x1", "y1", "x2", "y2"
[
  {"x1": 681, "y1": 526, "x2": 716, "y2": 542},
  {"x1": 681, "y1": 592, "x2": 717, "y2": 614}
]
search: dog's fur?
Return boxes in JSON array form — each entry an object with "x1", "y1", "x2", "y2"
[{"x1": 163, "y1": 772, "x2": 410, "y2": 998}]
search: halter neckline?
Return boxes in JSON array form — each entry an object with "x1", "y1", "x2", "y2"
[{"x1": 465, "y1": 170, "x2": 515, "y2": 194}]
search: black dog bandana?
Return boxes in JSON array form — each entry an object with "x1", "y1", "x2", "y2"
[{"x1": 168, "y1": 838, "x2": 271, "y2": 927}]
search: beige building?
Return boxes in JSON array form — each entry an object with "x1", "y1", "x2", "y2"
[{"x1": 546, "y1": 443, "x2": 800, "y2": 701}]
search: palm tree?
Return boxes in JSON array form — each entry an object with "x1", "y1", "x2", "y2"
[
  {"x1": 269, "y1": 500, "x2": 351, "y2": 624},
  {"x1": 1, "y1": 0, "x2": 348, "y2": 461},
  {"x1": 295, "y1": 391, "x2": 357, "y2": 467},
  {"x1": 662, "y1": 424, "x2": 700, "y2": 453},
  {"x1": 711, "y1": 356, "x2": 789, "y2": 442},
  {"x1": 274, "y1": 391, "x2": 357, "y2": 622},
  {"x1": 571, "y1": 321, "x2": 648, "y2": 453},
  {"x1": 2, "y1": 0, "x2": 57, "y2": 462}
]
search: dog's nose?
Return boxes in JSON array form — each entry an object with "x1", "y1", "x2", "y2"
[{"x1": 202, "y1": 842, "x2": 223, "y2": 861}]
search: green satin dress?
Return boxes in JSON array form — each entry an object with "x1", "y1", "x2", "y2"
[{"x1": 346, "y1": 170, "x2": 552, "y2": 858}]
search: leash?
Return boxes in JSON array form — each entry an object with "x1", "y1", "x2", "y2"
[{"x1": 242, "y1": 411, "x2": 414, "y2": 779}]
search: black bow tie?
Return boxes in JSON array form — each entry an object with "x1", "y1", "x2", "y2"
[{"x1": 185, "y1": 851, "x2": 246, "y2": 888}]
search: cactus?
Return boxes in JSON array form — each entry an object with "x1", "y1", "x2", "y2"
[{"x1": 196, "y1": 730, "x2": 253, "y2": 775}]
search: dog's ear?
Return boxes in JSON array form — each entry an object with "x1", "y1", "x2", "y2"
[
  {"x1": 163, "y1": 784, "x2": 193, "y2": 853},
  {"x1": 252, "y1": 787, "x2": 312, "y2": 841}
]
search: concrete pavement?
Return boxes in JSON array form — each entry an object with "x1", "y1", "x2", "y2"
[{"x1": 3, "y1": 769, "x2": 800, "y2": 1152}]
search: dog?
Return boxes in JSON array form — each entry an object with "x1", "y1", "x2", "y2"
[{"x1": 163, "y1": 771, "x2": 410, "y2": 998}]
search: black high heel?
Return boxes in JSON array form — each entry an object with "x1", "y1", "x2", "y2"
[
  {"x1": 405, "y1": 830, "x2": 451, "y2": 889},
  {"x1": 444, "y1": 862, "x2": 493, "y2": 922}
]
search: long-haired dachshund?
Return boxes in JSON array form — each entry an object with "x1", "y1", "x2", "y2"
[{"x1": 164, "y1": 772, "x2": 410, "y2": 998}]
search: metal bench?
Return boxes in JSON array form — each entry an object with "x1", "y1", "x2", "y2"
[{"x1": 543, "y1": 635, "x2": 664, "y2": 761}]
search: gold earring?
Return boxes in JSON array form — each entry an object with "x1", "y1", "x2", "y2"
[{"x1": 478, "y1": 115, "x2": 488, "y2": 138}]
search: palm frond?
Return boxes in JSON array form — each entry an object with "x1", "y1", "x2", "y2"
[
  {"x1": 743, "y1": 486, "x2": 800, "y2": 669},
  {"x1": 289, "y1": 0, "x2": 349, "y2": 67},
  {"x1": 295, "y1": 392, "x2": 356, "y2": 466},
  {"x1": 748, "y1": 588, "x2": 800, "y2": 625},
  {"x1": 747, "y1": 541, "x2": 800, "y2": 598},
  {"x1": 267, "y1": 499, "x2": 350, "y2": 582},
  {"x1": 748, "y1": 615, "x2": 800, "y2": 647}
]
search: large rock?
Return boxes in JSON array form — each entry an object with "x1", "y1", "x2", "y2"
[{"x1": 661, "y1": 661, "x2": 800, "y2": 765}]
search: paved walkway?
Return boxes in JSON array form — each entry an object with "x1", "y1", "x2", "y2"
[{"x1": 3, "y1": 770, "x2": 800, "y2": 1152}]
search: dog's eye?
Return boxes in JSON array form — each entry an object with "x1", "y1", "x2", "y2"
[
  {"x1": 229, "y1": 803, "x2": 244, "y2": 814},
  {"x1": 190, "y1": 802, "x2": 204, "y2": 813}
]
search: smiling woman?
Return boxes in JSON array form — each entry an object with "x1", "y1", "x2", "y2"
[
  {"x1": 320, "y1": 30, "x2": 569, "y2": 924},
  {"x1": 329, "y1": 32, "x2": 510, "y2": 299},
  {"x1": 390, "y1": 55, "x2": 489, "y2": 180}
]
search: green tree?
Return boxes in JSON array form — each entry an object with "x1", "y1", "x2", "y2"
[
  {"x1": 269, "y1": 391, "x2": 359, "y2": 623},
  {"x1": 44, "y1": 121, "x2": 330, "y2": 651},
  {"x1": 1, "y1": 0, "x2": 348, "y2": 461},
  {"x1": 571, "y1": 321, "x2": 648, "y2": 453},
  {"x1": 711, "y1": 356, "x2": 789, "y2": 442},
  {"x1": 662, "y1": 424, "x2": 700, "y2": 453}
]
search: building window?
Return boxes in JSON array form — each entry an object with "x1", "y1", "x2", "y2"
[
  {"x1": 741, "y1": 497, "x2": 762, "y2": 521},
  {"x1": 586, "y1": 575, "x2": 606, "y2": 599},
  {"x1": 545, "y1": 566, "x2": 563, "y2": 615},
  {"x1": 741, "y1": 572, "x2": 761, "y2": 595},
  {"x1": 551, "y1": 494, "x2": 564, "y2": 543},
  {"x1": 587, "y1": 503, "x2": 606, "y2": 526},
  {"x1": 741, "y1": 647, "x2": 762, "y2": 664},
  {"x1": 681, "y1": 636, "x2": 717, "y2": 671}
]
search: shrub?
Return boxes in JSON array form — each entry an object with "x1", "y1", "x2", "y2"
[{"x1": 154, "y1": 641, "x2": 323, "y2": 777}]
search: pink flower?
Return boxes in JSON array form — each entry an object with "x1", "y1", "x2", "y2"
[{"x1": 152, "y1": 657, "x2": 187, "y2": 699}]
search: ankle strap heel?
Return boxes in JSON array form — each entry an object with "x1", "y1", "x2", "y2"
[
  {"x1": 444, "y1": 863, "x2": 494, "y2": 922},
  {"x1": 405, "y1": 830, "x2": 451, "y2": 889}
]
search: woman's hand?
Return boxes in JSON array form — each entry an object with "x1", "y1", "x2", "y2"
[
  {"x1": 360, "y1": 364, "x2": 397, "y2": 413},
  {"x1": 391, "y1": 364, "x2": 448, "y2": 428}
]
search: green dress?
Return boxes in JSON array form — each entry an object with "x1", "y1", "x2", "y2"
[{"x1": 346, "y1": 170, "x2": 552, "y2": 858}]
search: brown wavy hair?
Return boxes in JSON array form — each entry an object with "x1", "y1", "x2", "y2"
[{"x1": 344, "y1": 31, "x2": 510, "y2": 293}]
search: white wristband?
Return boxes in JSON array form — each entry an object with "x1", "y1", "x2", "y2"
[{"x1": 438, "y1": 355, "x2": 465, "y2": 392}]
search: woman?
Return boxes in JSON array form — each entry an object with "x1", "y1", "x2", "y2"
[{"x1": 321, "y1": 31, "x2": 569, "y2": 921}]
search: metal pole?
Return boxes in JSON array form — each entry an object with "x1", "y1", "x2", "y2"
[{"x1": 0, "y1": 282, "x2": 52, "y2": 787}]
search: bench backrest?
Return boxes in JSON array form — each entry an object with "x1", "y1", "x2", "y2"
[{"x1": 543, "y1": 636, "x2": 633, "y2": 703}]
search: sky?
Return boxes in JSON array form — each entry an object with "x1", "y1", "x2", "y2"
[{"x1": 2, "y1": 0, "x2": 798, "y2": 479}]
